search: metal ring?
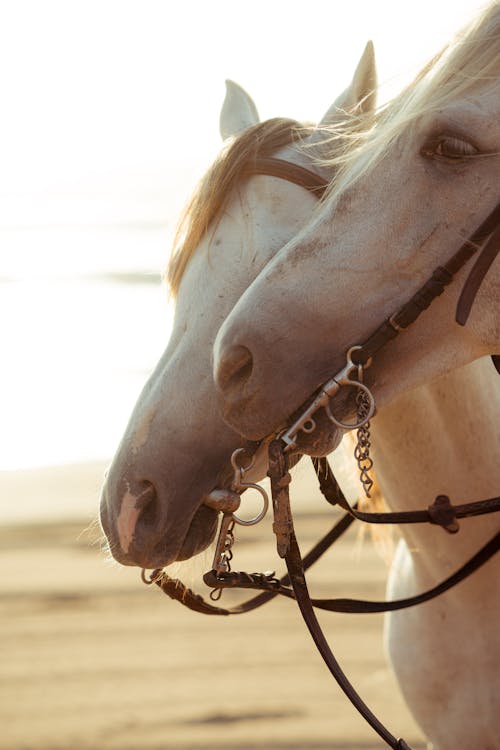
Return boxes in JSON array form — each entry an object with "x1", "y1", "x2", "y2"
[
  {"x1": 346, "y1": 345, "x2": 372, "y2": 370},
  {"x1": 141, "y1": 568, "x2": 164, "y2": 585},
  {"x1": 232, "y1": 482, "x2": 269, "y2": 526},
  {"x1": 230, "y1": 447, "x2": 255, "y2": 476},
  {"x1": 301, "y1": 418, "x2": 316, "y2": 434},
  {"x1": 325, "y1": 381, "x2": 375, "y2": 430}
]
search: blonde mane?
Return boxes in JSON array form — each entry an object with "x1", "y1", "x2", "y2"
[
  {"x1": 167, "y1": 117, "x2": 313, "y2": 297},
  {"x1": 320, "y1": 1, "x2": 500, "y2": 201}
]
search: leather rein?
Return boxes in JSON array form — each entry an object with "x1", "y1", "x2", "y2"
[{"x1": 142, "y1": 159, "x2": 500, "y2": 750}]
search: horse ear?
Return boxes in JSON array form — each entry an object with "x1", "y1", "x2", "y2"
[
  {"x1": 319, "y1": 41, "x2": 377, "y2": 125},
  {"x1": 219, "y1": 80, "x2": 260, "y2": 140}
]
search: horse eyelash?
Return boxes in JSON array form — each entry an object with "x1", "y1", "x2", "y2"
[{"x1": 420, "y1": 132, "x2": 480, "y2": 161}]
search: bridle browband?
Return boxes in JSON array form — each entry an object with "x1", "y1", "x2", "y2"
[
  {"x1": 241, "y1": 156, "x2": 330, "y2": 196},
  {"x1": 142, "y1": 159, "x2": 500, "y2": 750}
]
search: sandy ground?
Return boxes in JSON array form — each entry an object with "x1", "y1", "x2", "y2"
[{"x1": 1, "y1": 463, "x2": 426, "y2": 750}]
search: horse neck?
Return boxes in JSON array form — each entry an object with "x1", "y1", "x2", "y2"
[{"x1": 370, "y1": 356, "x2": 500, "y2": 565}]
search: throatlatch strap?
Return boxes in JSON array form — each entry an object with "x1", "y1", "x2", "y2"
[{"x1": 317, "y1": 461, "x2": 500, "y2": 533}]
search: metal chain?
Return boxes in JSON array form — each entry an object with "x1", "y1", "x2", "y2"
[
  {"x1": 209, "y1": 519, "x2": 235, "y2": 601},
  {"x1": 354, "y1": 388, "x2": 374, "y2": 498}
]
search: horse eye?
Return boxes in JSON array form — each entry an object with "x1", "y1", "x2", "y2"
[{"x1": 421, "y1": 134, "x2": 479, "y2": 162}]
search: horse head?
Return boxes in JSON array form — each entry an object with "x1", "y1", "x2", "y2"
[
  {"x1": 100, "y1": 44, "x2": 377, "y2": 569},
  {"x1": 214, "y1": 4, "x2": 500, "y2": 452}
]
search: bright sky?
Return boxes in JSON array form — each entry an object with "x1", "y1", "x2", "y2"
[
  {"x1": 0, "y1": 0, "x2": 487, "y2": 229},
  {"x1": 0, "y1": 0, "x2": 491, "y2": 477}
]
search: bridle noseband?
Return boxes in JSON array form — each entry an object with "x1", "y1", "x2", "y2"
[{"x1": 142, "y1": 159, "x2": 500, "y2": 750}]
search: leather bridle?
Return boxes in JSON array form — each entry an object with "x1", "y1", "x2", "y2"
[
  {"x1": 142, "y1": 158, "x2": 500, "y2": 749},
  {"x1": 350, "y1": 199, "x2": 500, "y2": 367}
]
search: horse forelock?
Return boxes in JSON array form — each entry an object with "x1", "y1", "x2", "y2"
[
  {"x1": 166, "y1": 117, "x2": 312, "y2": 298},
  {"x1": 320, "y1": 0, "x2": 500, "y2": 204}
]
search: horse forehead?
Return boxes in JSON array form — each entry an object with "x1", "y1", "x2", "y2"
[
  {"x1": 183, "y1": 178, "x2": 317, "y2": 284},
  {"x1": 475, "y1": 87, "x2": 500, "y2": 140},
  {"x1": 438, "y1": 87, "x2": 500, "y2": 138},
  {"x1": 243, "y1": 175, "x2": 318, "y2": 224},
  {"x1": 472, "y1": 83, "x2": 500, "y2": 116}
]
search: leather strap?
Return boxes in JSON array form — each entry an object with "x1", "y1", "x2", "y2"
[
  {"x1": 154, "y1": 454, "x2": 499, "y2": 618},
  {"x1": 267, "y1": 441, "x2": 413, "y2": 750},
  {"x1": 243, "y1": 156, "x2": 328, "y2": 197},
  {"x1": 316, "y1": 461, "x2": 500, "y2": 533},
  {"x1": 283, "y1": 531, "x2": 411, "y2": 749},
  {"x1": 203, "y1": 527, "x2": 500, "y2": 615},
  {"x1": 150, "y1": 448, "x2": 499, "y2": 748},
  {"x1": 351, "y1": 200, "x2": 500, "y2": 367},
  {"x1": 456, "y1": 221, "x2": 500, "y2": 324},
  {"x1": 154, "y1": 504, "x2": 357, "y2": 616}
]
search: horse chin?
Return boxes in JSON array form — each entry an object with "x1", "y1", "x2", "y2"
[
  {"x1": 176, "y1": 504, "x2": 219, "y2": 562},
  {"x1": 173, "y1": 440, "x2": 267, "y2": 564}
]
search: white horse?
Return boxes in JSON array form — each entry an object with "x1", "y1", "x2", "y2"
[
  {"x1": 374, "y1": 359, "x2": 499, "y2": 750},
  {"x1": 100, "y1": 43, "x2": 376, "y2": 568},
  {"x1": 213, "y1": 5, "x2": 500, "y2": 749}
]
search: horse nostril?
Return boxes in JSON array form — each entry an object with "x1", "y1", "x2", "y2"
[
  {"x1": 215, "y1": 344, "x2": 254, "y2": 393},
  {"x1": 136, "y1": 482, "x2": 159, "y2": 529}
]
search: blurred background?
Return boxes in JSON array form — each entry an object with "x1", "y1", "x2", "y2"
[{"x1": 0, "y1": 1, "x2": 486, "y2": 748}]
